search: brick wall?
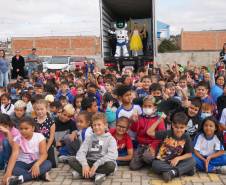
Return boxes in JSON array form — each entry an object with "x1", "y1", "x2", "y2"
[
  {"x1": 11, "y1": 36, "x2": 101, "y2": 56},
  {"x1": 181, "y1": 31, "x2": 226, "y2": 51}
]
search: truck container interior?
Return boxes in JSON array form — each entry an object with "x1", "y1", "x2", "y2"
[{"x1": 101, "y1": 0, "x2": 154, "y2": 58}]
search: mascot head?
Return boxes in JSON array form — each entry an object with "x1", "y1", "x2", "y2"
[{"x1": 114, "y1": 19, "x2": 127, "y2": 29}]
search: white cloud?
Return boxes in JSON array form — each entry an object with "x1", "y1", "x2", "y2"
[
  {"x1": 0, "y1": 0, "x2": 101, "y2": 39},
  {"x1": 157, "y1": 0, "x2": 226, "y2": 35}
]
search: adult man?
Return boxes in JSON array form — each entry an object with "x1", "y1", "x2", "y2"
[{"x1": 26, "y1": 48, "x2": 41, "y2": 77}]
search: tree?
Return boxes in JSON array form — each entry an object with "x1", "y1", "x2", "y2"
[{"x1": 158, "y1": 39, "x2": 179, "y2": 53}]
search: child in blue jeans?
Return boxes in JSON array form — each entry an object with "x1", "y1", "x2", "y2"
[
  {"x1": 193, "y1": 116, "x2": 226, "y2": 174},
  {"x1": 0, "y1": 113, "x2": 20, "y2": 170}
]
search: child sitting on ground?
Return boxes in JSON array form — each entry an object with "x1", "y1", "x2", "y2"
[
  {"x1": 69, "y1": 112, "x2": 117, "y2": 185},
  {"x1": 1, "y1": 93, "x2": 14, "y2": 115},
  {"x1": 34, "y1": 99, "x2": 56, "y2": 168},
  {"x1": 110, "y1": 117, "x2": 133, "y2": 166},
  {"x1": 193, "y1": 116, "x2": 226, "y2": 174},
  {"x1": 2, "y1": 117, "x2": 52, "y2": 185},
  {"x1": 129, "y1": 96, "x2": 165, "y2": 170},
  {"x1": 0, "y1": 114, "x2": 20, "y2": 170},
  {"x1": 147, "y1": 112, "x2": 195, "y2": 182}
]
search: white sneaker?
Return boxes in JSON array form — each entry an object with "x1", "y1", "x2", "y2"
[
  {"x1": 94, "y1": 174, "x2": 106, "y2": 185},
  {"x1": 58, "y1": 155, "x2": 76, "y2": 163},
  {"x1": 72, "y1": 171, "x2": 81, "y2": 180},
  {"x1": 216, "y1": 166, "x2": 226, "y2": 174}
]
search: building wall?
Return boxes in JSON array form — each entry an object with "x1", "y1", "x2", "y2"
[
  {"x1": 156, "y1": 51, "x2": 219, "y2": 66},
  {"x1": 181, "y1": 31, "x2": 226, "y2": 51},
  {"x1": 11, "y1": 36, "x2": 101, "y2": 56}
]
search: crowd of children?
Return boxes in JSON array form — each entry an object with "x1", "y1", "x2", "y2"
[{"x1": 1, "y1": 58, "x2": 226, "y2": 185}]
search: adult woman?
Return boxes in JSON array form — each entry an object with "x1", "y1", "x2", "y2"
[
  {"x1": 220, "y1": 43, "x2": 226, "y2": 64},
  {"x1": 11, "y1": 50, "x2": 25, "y2": 79},
  {"x1": 0, "y1": 49, "x2": 9, "y2": 87}
]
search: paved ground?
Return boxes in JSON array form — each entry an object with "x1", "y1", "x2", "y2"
[{"x1": 1, "y1": 164, "x2": 226, "y2": 185}]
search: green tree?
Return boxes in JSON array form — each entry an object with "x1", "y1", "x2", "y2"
[{"x1": 158, "y1": 39, "x2": 179, "y2": 53}]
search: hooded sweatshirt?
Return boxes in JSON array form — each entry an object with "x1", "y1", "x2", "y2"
[{"x1": 76, "y1": 132, "x2": 118, "y2": 168}]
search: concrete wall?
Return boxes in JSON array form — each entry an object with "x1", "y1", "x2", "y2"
[
  {"x1": 181, "y1": 31, "x2": 226, "y2": 51},
  {"x1": 156, "y1": 51, "x2": 220, "y2": 66}
]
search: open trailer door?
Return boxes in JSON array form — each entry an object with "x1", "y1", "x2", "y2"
[{"x1": 100, "y1": 0, "x2": 155, "y2": 71}]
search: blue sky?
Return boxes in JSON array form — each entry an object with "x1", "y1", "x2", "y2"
[{"x1": 0, "y1": 0, "x2": 226, "y2": 39}]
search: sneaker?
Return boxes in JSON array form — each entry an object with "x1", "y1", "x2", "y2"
[
  {"x1": 72, "y1": 171, "x2": 81, "y2": 180},
  {"x1": 162, "y1": 170, "x2": 177, "y2": 182},
  {"x1": 94, "y1": 174, "x2": 106, "y2": 185},
  {"x1": 186, "y1": 167, "x2": 196, "y2": 176},
  {"x1": 7, "y1": 176, "x2": 23, "y2": 185},
  {"x1": 216, "y1": 166, "x2": 226, "y2": 174},
  {"x1": 58, "y1": 155, "x2": 76, "y2": 163}
]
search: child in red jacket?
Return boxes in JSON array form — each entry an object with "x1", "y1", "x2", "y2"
[{"x1": 129, "y1": 96, "x2": 166, "y2": 170}]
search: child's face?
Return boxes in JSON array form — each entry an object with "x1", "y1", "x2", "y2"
[
  {"x1": 75, "y1": 98, "x2": 82, "y2": 109},
  {"x1": 1, "y1": 97, "x2": 9, "y2": 105},
  {"x1": 204, "y1": 73, "x2": 210, "y2": 82},
  {"x1": 77, "y1": 115, "x2": 88, "y2": 130},
  {"x1": 92, "y1": 119, "x2": 107, "y2": 136},
  {"x1": 151, "y1": 90, "x2": 162, "y2": 97},
  {"x1": 172, "y1": 123, "x2": 187, "y2": 138},
  {"x1": 22, "y1": 96, "x2": 29, "y2": 103},
  {"x1": 60, "y1": 100, "x2": 68, "y2": 107},
  {"x1": 88, "y1": 101, "x2": 98, "y2": 113},
  {"x1": 105, "y1": 83, "x2": 113, "y2": 93},
  {"x1": 50, "y1": 106, "x2": 57, "y2": 113},
  {"x1": 216, "y1": 76, "x2": 225, "y2": 86},
  {"x1": 15, "y1": 108, "x2": 25, "y2": 118},
  {"x1": 88, "y1": 87, "x2": 96, "y2": 94},
  {"x1": 35, "y1": 88, "x2": 43, "y2": 95},
  {"x1": 203, "y1": 120, "x2": 216, "y2": 137},
  {"x1": 59, "y1": 110, "x2": 72, "y2": 123},
  {"x1": 179, "y1": 80, "x2": 187, "y2": 88},
  {"x1": 116, "y1": 120, "x2": 129, "y2": 136},
  {"x1": 124, "y1": 77, "x2": 132, "y2": 86},
  {"x1": 142, "y1": 78, "x2": 152, "y2": 90},
  {"x1": 121, "y1": 91, "x2": 132, "y2": 105},
  {"x1": 61, "y1": 84, "x2": 68, "y2": 92},
  {"x1": 166, "y1": 87, "x2": 176, "y2": 97},
  {"x1": 196, "y1": 86, "x2": 208, "y2": 98},
  {"x1": 34, "y1": 104, "x2": 48, "y2": 118},
  {"x1": 19, "y1": 122, "x2": 34, "y2": 139},
  {"x1": 77, "y1": 88, "x2": 84, "y2": 95},
  {"x1": 188, "y1": 104, "x2": 200, "y2": 117}
]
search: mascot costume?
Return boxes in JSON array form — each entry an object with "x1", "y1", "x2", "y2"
[{"x1": 108, "y1": 20, "x2": 129, "y2": 57}]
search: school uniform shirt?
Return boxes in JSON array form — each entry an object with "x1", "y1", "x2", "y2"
[
  {"x1": 35, "y1": 116, "x2": 55, "y2": 139},
  {"x1": 193, "y1": 133, "x2": 223, "y2": 156},
  {"x1": 109, "y1": 128, "x2": 133, "y2": 156},
  {"x1": 1, "y1": 104, "x2": 14, "y2": 115},
  {"x1": 116, "y1": 104, "x2": 142, "y2": 119},
  {"x1": 14, "y1": 132, "x2": 45, "y2": 164},
  {"x1": 155, "y1": 130, "x2": 192, "y2": 162},
  {"x1": 129, "y1": 115, "x2": 165, "y2": 150}
]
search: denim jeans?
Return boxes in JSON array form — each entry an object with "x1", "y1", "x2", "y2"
[
  {"x1": 193, "y1": 153, "x2": 226, "y2": 172},
  {"x1": 12, "y1": 160, "x2": 52, "y2": 182},
  {"x1": 0, "y1": 71, "x2": 9, "y2": 87},
  {"x1": 27, "y1": 62, "x2": 38, "y2": 77},
  {"x1": 0, "y1": 139, "x2": 11, "y2": 170}
]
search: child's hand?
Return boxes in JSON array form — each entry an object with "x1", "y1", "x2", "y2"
[
  {"x1": 0, "y1": 126, "x2": 9, "y2": 135},
  {"x1": 130, "y1": 111, "x2": 139, "y2": 123},
  {"x1": 82, "y1": 166, "x2": 90, "y2": 178},
  {"x1": 205, "y1": 156, "x2": 212, "y2": 172},
  {"x1": 89, "y1": 166, "x2": 97, "y2": 177},
  {"x1": 169, "y1": 157, "x2": 180, "y2": 167},
  {"x1": 159, "y1": 112, "x2": 167, "y2": 120},
  {"x1": 2, "y1": 173, "x2": 11, "y2": 185},
  {"x1": 107, "y1": 101, "x2": 113, "y2": 109},
  {"x1": 31, "y1": 163, "x2": 40, "y2": 178}
]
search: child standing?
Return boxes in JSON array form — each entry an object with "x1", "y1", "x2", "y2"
[
  {"x1": 109, "y1": 117, "x2": 133, "y2": 166},
  {"x1": 69, "y1": 112, "x2": 117, "y2": 185},
  {"x1": 193, "y1": 116, "x2": 226, "y2": 174},
  {"x1": 129, "y1": 96, "x2": 165, "y2": 170},
  {"x1": 2, "y1": 117, "x2": 52, "y2": 185},
  {"x1": 148, "y1": 112, "x2": 195, "y2": 182},
  {"x1": 33, "y1": 99, "x2": 56, "y2": 168},
  {"x1": 0, "y1": 114, "x2": 20, "y2": 170}
]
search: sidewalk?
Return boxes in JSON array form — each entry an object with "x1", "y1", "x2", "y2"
[{"x1": 1, "y1": 164, "x2": 226, "y2": 185}]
